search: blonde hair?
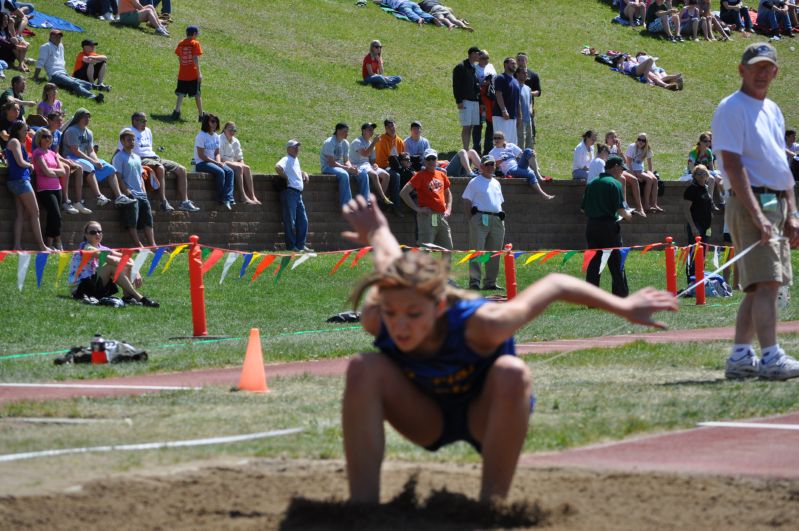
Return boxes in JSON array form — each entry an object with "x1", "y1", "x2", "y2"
[
  {"x1": 692, "y1": 164, "x2": 709, "y2": 179},
  {"x1": 351, "y1": 252, "x2": 473, "y2": 309}
]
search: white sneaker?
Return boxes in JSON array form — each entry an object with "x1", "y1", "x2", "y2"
[
  {"x1": 759, "y1": 350, "x2": 799, "y2": 381},
  {"x1": 114, "y1": 195, "x2": 136, "y2": 206},
  {"x1": 75, "y1": 201, "x2": 93, "y2": 214},
  {"x1": 96, "y1": 195, "x2": 111, "y2": 207},
  {"x1": 155, "y1": 26, "x2": 170, "y2": 37},
  {"x1": 725, "y1": 350, "x2": 759, "y2": 379},
  {"x1": 62, "y1": 201, "x2": 79, "y2": 214}
]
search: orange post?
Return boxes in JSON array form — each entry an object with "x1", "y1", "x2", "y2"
[
  {"x1": 503, "y1": 243, "x2": 517, "y2": 300},
  {"x1": 695, "y1": 236, "x2": 706, "y2": 305},
  {"x1": 665, "y1": 236, "x2": 677, "y2": 295},
  {"x1": 188, "y1": 235, "x2": 208, "y2": 337}
]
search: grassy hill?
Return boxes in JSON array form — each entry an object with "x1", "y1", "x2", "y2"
[{"x1": 30, "y1": 0, "x2": 799, "y2": 180}]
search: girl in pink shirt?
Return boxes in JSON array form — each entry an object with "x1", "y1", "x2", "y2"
[{"x1": 32, "y1": 128, "x2": 68, "y2": 249}]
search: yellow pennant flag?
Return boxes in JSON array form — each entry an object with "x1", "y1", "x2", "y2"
[
  {"x1": 161, "y1": 244, "x2": 188, "y2": 273},
  {"x1": 722, "y1": 246, "x2": 731, "y2": 264},
  {"x1": 456, "y1": 251, "x2": 476, "y2": 265},
  {"x1": 54, "y1": 252, "x2": 71, "y2": 286},
  {"x1": 524, "y1": 252, "x2": 547, "y2": 265}
]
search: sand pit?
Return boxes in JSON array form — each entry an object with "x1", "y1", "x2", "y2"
[{"x1": 1, "y1": 458, "x2": 798, "y2": 529}]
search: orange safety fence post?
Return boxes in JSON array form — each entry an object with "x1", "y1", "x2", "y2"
[
  {"x1": 665, "y1": 236, "x2": 677, "y2": 296},
  {"x1": 695, "y1": 236, "x2": 706, "y2": 305},
  {"x1": 188, "y1": 235, "x2": 208, "y2": 337},
  {"x1": 503, "y1": 243, "x2": 517, "y2": 300}
]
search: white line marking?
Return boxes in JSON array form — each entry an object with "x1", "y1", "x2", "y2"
[
  {"x1": 698, "y1": 421, "x2": 799, "y2": 431},
  {"x1": 0, "y1": 383, "x2": 200, "y2": 391},
  {"x1": 2, "y1": 417, "x2": 133, "y2": 425},
  {"x1": 0, "y1": 428, "x2": 303, "y2": 463}
]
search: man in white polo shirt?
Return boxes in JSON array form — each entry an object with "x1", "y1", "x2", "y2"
[
  {"x1": 712, "y1": 42, "x2": 799, "y2": 381},
  {"x1": 462, "y1": 154, "x2": 506, "y2": 290},
  {"x1": 275, "y1": 139, "x2": 312, "y2": 252}
]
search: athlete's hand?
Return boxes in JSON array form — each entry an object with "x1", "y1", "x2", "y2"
[
  {"x1": 621, "y1": 287, "x2": 678, "y2": 330},
  {"x1": 341, "y1": 194, "x2": 387, "y2": 245}
]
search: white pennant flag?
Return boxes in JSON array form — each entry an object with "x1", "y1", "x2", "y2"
[
  {"x1": 598, "y1": 249, "x2": 612, "y2": 274},
  {"x1": 291, "y1": 253, "x2": 316, "y2": 270},
  {"x1": 17, "y1": 253, "x2": 31, "y2": 292},
  {"x1": 219, "y1": 252, "x2": 239, "y2": 284},
  {"x1": 129, "y1": 250, "x2": 152, "y2": 281},
  {"x1": 712, "y1": 247, "x2": 720, "y2": 269}
]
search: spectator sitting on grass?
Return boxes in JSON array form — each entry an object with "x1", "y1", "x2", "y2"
[
  {"x1": 786, "y1": 128, "x2": 799, "y2": 181},
  {"x1": 720, "y1": 0, "x2": 755, "y2": 33},
  {"x1": 124, "y1": 111, "x2": 199, "y2": 213},
  {"x1": 117, "y1": 0, "x2": 170, "y2": 37},
  {"x1": 33, "y1": 30, "x2": 105, "y2": 103},
  {"x1": 646, "y1": 0, "x2": 683, "y2": 42},
  {"x1": 0, "y1": 75, "x2": 34, "y2": 119},
  {"x1": 758, "y1": 0, "x2": 794, "y2": 40},
  {"x1": 489, "y1": 131, "x2": 555, "y2": 200},
  {"x1": 68, "y1": 220, "x2": 160, "y2": 307},
  {"x1": 0, "y1": 12, "x2": 29, "y2": 72},
  {"x1": 72, "y1": 39, "x2": 111, "y2": 91},
  {"x1": 680, "y1": 0, "x2": 704, "y2": 40},
  {"x1": 5, "y1": 120, "x2": 50, "y2": 251},
  {"x1": 699, "y1": 0, "x2": 732, "y2": 40},
  {"x1": 37, "y1": 83, "x2": 62, "y2": 117},
  {"x1": 220, "y1": 121, "x2": 259, "y2": 205},
  {"x1": 621, "y1": 0, "x2": 646, "y2": 25},
  {"x1": 85, "y1": 0, "x2": 119, "y2": 21},
  {"x1": 361, "y1": 39, "x2": 401, "y2": 89},
  {"x1": 417, "y1": 0, "x2": 473, "y2": 31},
  {"x1": 61, "y1": 107, "x2": 134, "y2": 208},
  {"x1": 46, "y1": 111, "x2": 93, "y2": 215},
  {"x1": 113, "y1": 128, "x2": 156, "y2": 248}
]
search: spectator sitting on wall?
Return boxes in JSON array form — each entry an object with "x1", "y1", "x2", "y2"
[
  {"x1": 61, "y1": 107, "x2": 133, "y2": 207},
  {"x1": 46, "y1": 111, "x2": 93, "y2": 215},
  {"x1": 113, "y1": 128, "x2": 156, "y2": 248},
  {"x1": 194, "y1": 113, "x2": 234, "y2": 210},
  {"x1": 402, "y1": 120, "x2": 430, "y2": 170},
  {"x1": 374, "y1": 118, "x2": 405, "y2": 207},
  {"x1": 220, "y1": 121, "x2": 259, "y2": 205},
  {"x1": 72, "y1": 39, "x2": 111, "y2": 91},
  {"x1": 321, "y1": 122, "x2": 368, "y2": 206},
  {"x1": 489, "y1": 131, "x2": 554, "y2": 200},
  {"x1": 350, "y1": 122, "x2": 393, "y2": 206},
  {"x1": 124, "y1": 111, "x2": 199, "y2": 212}
]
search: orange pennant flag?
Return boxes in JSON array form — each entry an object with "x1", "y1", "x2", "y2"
[
  {"x1": 73, "y1": 250, "x2": 95, "y2": 282},
  {"x1": 640, "y1": 243, "x2": 656, "y2": 255},
  {"x1": 112, "y1": 250, "x2": 133, "y2": 282},
  {"x1": 350, "y1": 246, "x2": 372, "y2": 269},
  {"x1": 202, "y1": 249, "x2": 225, "y2": 274},
  {"x1": 581, "y1": 250, "x2": 598, "y2": 273},
  {"x1": 539, "y1": 250, "x2": 562, "y2": 264},
  {"x1": 250, "y1": 255, "x2": 277, "y2": 283},
  {"x1": 330, "y1": 251, "x2": 353, "y2": 276},
  {"x1": 0, "y1": 251, "x2": 8, "y2": 264}
]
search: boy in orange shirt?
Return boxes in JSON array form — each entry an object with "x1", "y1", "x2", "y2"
[
  {"x1": 171, "y1": 26, "x2": 203, "y2": 122},
  {"x1": 399, "y1": 148, "x2": 453, "y2": 249},
  {"x1": 72, "y1": 39, "x2": 110, "y2": 91}
]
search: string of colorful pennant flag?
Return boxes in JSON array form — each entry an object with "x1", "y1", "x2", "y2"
[{"x1": 0, "y1": 239, "x2": 741, "y2": 292}]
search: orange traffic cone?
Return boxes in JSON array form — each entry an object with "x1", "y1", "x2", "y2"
[{"x1": 238, "y1": 328, "x2": 269, "y2": 393}]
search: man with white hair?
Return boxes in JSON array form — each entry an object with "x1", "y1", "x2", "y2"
[{"x1": 276, "y1": 139, "x2": 312, "y2": 252}]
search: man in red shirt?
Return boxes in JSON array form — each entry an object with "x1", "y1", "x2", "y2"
[
  {"x1": 399, "y1": 148, "x2": 453, "y2": 248},
  {"x1": 171, "y1": 26, "x2": 203, "y2": 122}
]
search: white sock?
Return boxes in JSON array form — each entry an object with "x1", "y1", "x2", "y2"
[
  {"x1": 730, "y1": 344, "x2": 754, "y2": 361},
  {"x1": 761, "y1": 344, "x2": 782, "y2": 363}
]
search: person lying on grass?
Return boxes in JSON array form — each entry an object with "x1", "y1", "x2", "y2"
[{"x1": 340, "y1": 194, "x2": 678, "y2": 503}]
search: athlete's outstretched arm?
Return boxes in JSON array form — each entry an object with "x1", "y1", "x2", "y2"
[{"x1": 342, "y1": 194, "x2": 402, "y2": 273}]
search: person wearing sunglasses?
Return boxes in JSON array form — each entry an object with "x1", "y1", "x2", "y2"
[
  {"x1": 68, "y1": 220, "x2": 159, "y2": 307},
  {"x1": 361, "y1": 39, "x2": 402, "y2": 90},
  {"x1": 195, "y1": 113, "x2": 234, "y2": 210},
  {"x1": 399, "y1": 148, "x2": 453, "y2": 249},
  {"x1": 31, "y1": 127, "x2": 69, "y2": 250}
]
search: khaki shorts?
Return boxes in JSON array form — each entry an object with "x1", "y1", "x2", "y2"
[{"x1": 725, "y1": 194, "x2": 792, "y2": 291}]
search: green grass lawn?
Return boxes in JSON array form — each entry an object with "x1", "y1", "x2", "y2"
[{"x1": 27, "y1": 0, "x2": 799, "y2": 181}]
